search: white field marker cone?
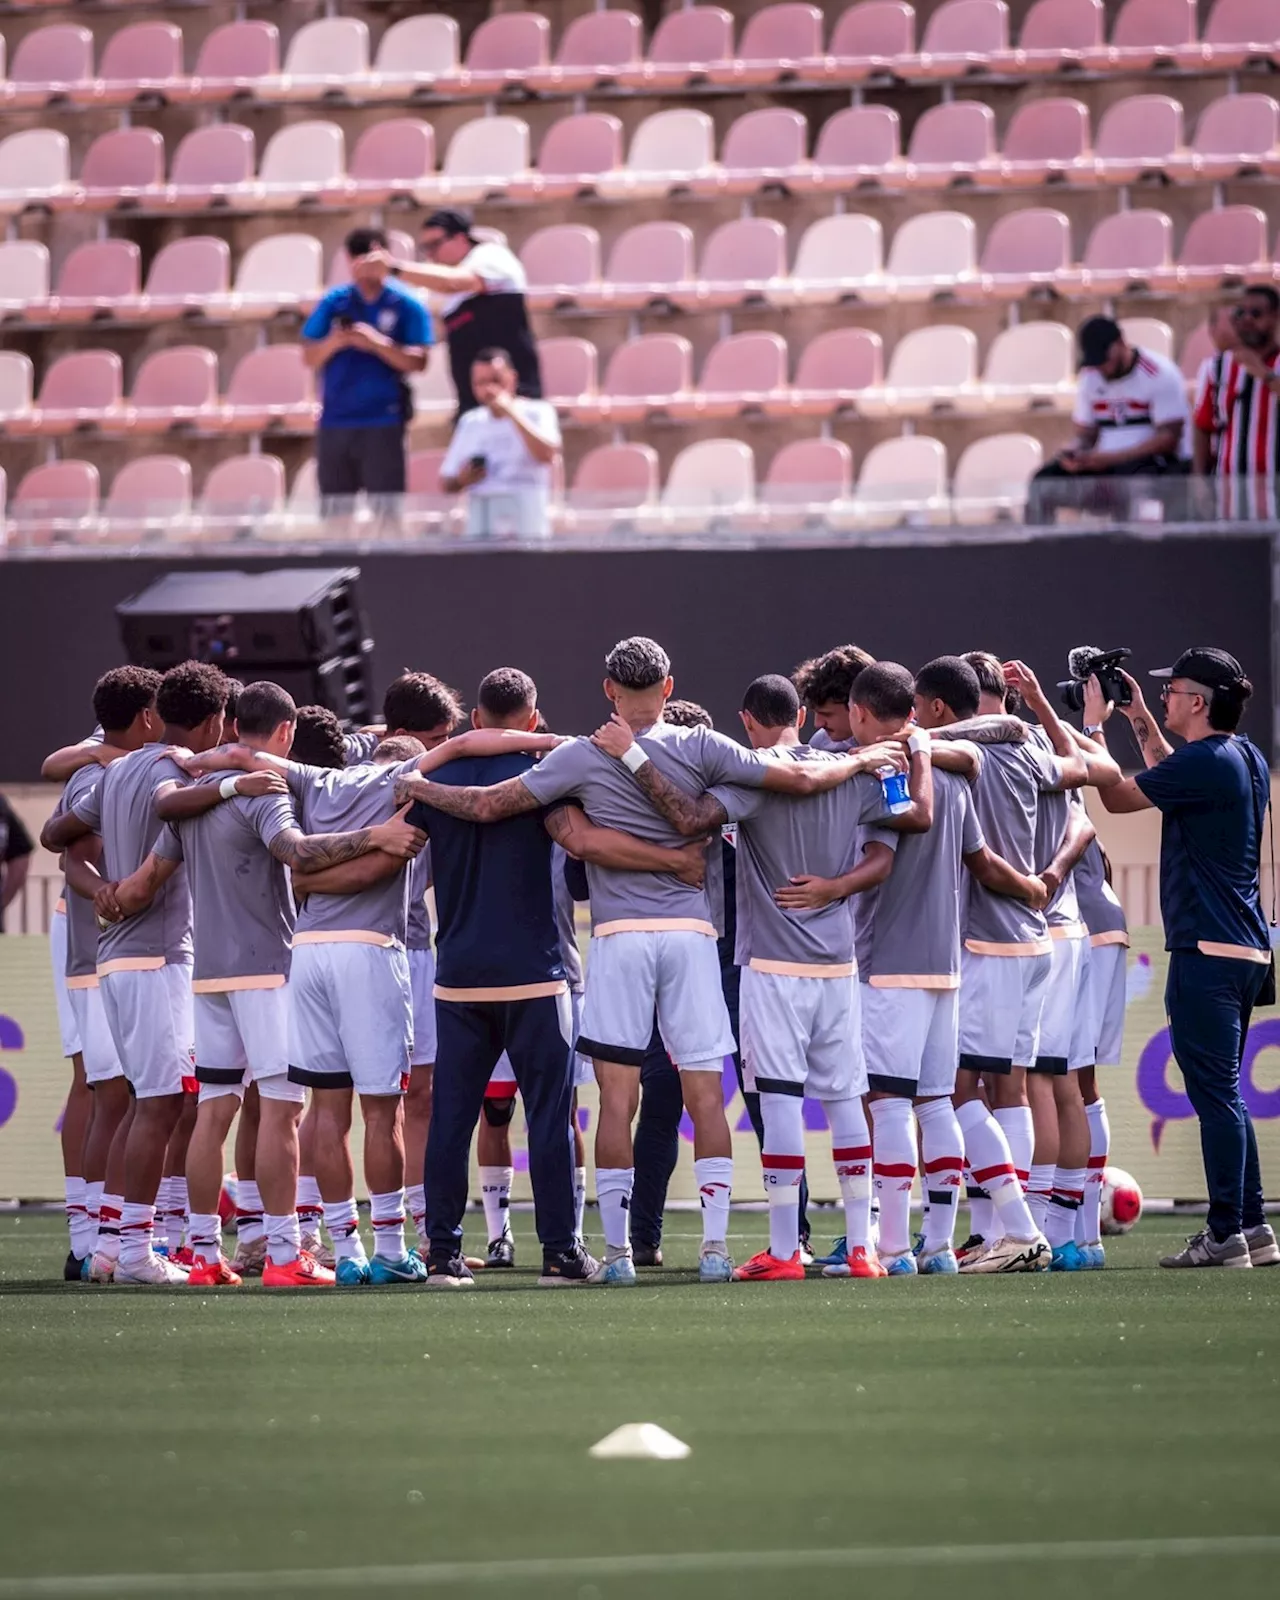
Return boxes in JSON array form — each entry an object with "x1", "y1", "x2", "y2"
[{"x1": 588, "y1": 1423, "x2": 691, "y2": 1461}]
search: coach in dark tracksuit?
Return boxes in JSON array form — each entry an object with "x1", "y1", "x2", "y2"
[{"x1": 1098, "y1": 647, "x2": 1276, "y2": 1269}]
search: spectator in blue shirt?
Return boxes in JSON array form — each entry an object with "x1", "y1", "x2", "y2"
[
  {"x1": 301, "y1": 226, "x2": 432, "y2": 513},
  {"x1": 1097, "y1": 647, "x2": 1276, "y2": 1269}
]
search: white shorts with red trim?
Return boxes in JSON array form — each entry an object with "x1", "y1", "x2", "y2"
[
  {"x1": 408, "y1": 946, "x2": 437, "y2": 1067},
  {"x1": 1086, "y1": 940, "x2": 1127, "y2": 1068},
  {"x1": 68, "y1": 984, "x2": 123, "y2": 1085},
  {"x1": 99, "y1": 962, "x2": 195, "y2": 1099}
]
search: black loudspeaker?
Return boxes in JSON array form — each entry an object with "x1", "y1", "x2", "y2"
[{"x1": 116, "y1": 567, "x2": 374, "y2": 724}]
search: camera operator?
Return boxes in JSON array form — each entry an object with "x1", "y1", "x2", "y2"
[
  {"x1": 1095, "y1": 648, "x2": 1276, "y2": 1269},
  {"x1": 439, "y1": 348, "x2": 561, "y2": 539}
]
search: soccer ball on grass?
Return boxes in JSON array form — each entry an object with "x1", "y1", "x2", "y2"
[{"x1": 1100, "y1": 1167, "x2": 1143, "y2": 1235}]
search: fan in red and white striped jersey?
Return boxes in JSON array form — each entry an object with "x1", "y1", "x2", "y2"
[{"x1": 1193, "y1": 287, "x2": 1280, "y2": 520}]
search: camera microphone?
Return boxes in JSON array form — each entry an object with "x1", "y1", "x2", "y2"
[{"x1": 1066, "y1": 646, "x2": 1105, "y2": 682}]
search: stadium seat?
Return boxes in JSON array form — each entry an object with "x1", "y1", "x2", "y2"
[
  {"x1": 369, "y1": 16, "x2": 461, "y2": 98},
  {"x1": 1092, "y1": 95, "x2": 1185, "y2": 184},
  {"x1": 757, "y1": 438, "x2": 854, "y2": 529},
  {"x1": 653, "y1": 439, "x2": 756, "y2": 531},
  {"x1": 1120, "y1": 317, "x2": 1175, "y2": 360},
  {"x1": 791, "y1": 104, "x2": 902, "y2": 195},
  {"x1": 165, "y1": 125, "x2": 256, "y2": 212},
  {"x1": 706, "y1": 3, "x2": 825, "y2": 86},
  {"x1": 812, "y1": 2, "x2": 916, "y2": 84},
  {"x1": 597, "y1": 109, "x2": 716, "y2": 199},
  {"x1": 565, "y1": 443, "x2": 661, "y2": 534},
  {"x1": 225, "y1": 235, "x2": 322, "y2": 319},
  {"x1": 521, "y1": 225, "x2": 602, "y2": 310},
  {"x1": 772, "y1": 328, "x2": 884, "y2": 416},
  {"x1": 1179, "y1": 322, "x2": 1214, "y2": 385},
  {"x1": 45, "y1": 239, "x2": 141, "y2": 323},
  {"x1": 1167, "y1": 95, "x2": 1280, "y2": 182},
  {"x1": 538, "y1": 337, "x2": 599, "y2": 415},
  {"x1": 593, "y1": 334, "x2": 694, "y2": 424},
  {"x1": 4, "y1": 24, "x2": 93, "y2": 109},
  {"x1": 845, "y1": 436, "x2": 950, "y2": 527},
  {"x1": 276, "y1": 18, "x2": 371, "y2": 101},
  {"x1": 12, "y1": 459, "x2": 99, "y2": 546},
  {"x1": 419, "y1": 117, "x2": 531, "y2": 204},
  {"x1": 134, "y1": 236, "x2": 232, "y2": 322},
  {"x1": 616, "y1": 7, "x2": 735, "y2": 91},
  {"x1": 968, "y1": 209, "x2": 1072, "y2": 299},
  {"x1": 185, "y1": 20, "x2": 280, "y2": 104},
  {"x1": 1081, "y1": 0, "x2": 1196, "y2": 71},
  {"x1": 861, "y1": 325, "x2": 979, "y2": 417},
  {"x1": 669, "y1": 332, "x2": 789, "y2": 420},
  {"x1": 348, "y1": 120, "x2": 437, "y2": 204},
  {"x1": 408, "y1": 356, "x2": 458, "y2": 426},
  {"x1": 1064, "y1": 209, "x2": 1174, "y2": 295},
  {"x1": 66, "y1": 127, "x2": 166, "y2": 212},
  {"x1": 196, "y1": 453, "x2": 287, "y2": 539},
  {"x1": 580, "y1": 221, "x2": 696, "y2": 312},
  {"x1": 691, "y1": 107, "x2": 810, "y2": 197},
  {"x1": 990, "y1": 0, "x2": 1104, "y2": 75},
  {"x1": 0, "y1": 352, "x2": 34, "y2": 424},
  {"x1": 286, "y1": 458, "x2": 319, "y2": 520},
  {"x1": 80, "y1": 21, "x2": 183, "y2": 107},
  {"x1": 0, "y1": 128, "x2": 72, "y2": 213},
  {"x1": 1175, "y1": 0, "x2": 1280, "y2": 70},
  {"x1": 884, "y1": 211, "x2": 978, "y2": 298},
  {"x1": 101, "y1": 456, "x2": 193, "y2": 541},
  {"x1": 448, "y1": 12, "x2": 550, "y2": 97},
  {"x1": 998, "y1": 98, "x2": 1091, "y2": 186},
  {"x1": 221, "y1": 345, "x2": 315, "y2": 433},
  {"x1": 508, "y1": 114, "x2": 623, "y2": 202},
  {"x1": 980, "y1": 322, "x2": 1075, "y2": 411},
  {"x1": 899, "y1": 0, "x2": 1009, "y2": 80},
  {"x1": 903, "y1": 102, "x2": 998, "y2": 188},
  {"x1": 254, "y1": 121, "x2": 346, "y2": 208},
  {"x1": 16, "y1": 349, "x2": 124, "y2": 435},
  {"x1": 1154, "y1": 205, "x2": 1270, "y2": 290},
  {"x1": 0, "y1": 241, "x2": 49, "y2": 320},
  {"x1": 526, "y1": 9, "x2": 643, "y2": 93},
  {"x1": 670, "y1": 217, "x2": 788, "y2": 310},
  {"x1": 777, "y1": 214, "x2": 887, "y2": 306},
  {"x1": 951, "y1": 434, "x2": 1044, "y2": 523}
]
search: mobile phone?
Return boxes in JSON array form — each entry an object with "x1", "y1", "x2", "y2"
[
  {"x1": 469, "y1": 456, "x2": 487, "y2": 472},
  {"x1": 335, "y1": 315, "x2": 355, "y2": 330}
]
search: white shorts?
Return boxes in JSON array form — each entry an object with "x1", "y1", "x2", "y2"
[
  {"x1": 68, "y1": 983, "x2": 123, "y2": 1085},
  {"x1": 50, "y1": 909, "x2": 81, "y2": 1058},
  {"x1": 287, "y1": 941, "x2": 412, "y2": 1097},
  {"x1": 486, "y1": 993, "x2": 592, "y2": 1095},
  {"x1": 408, "y1": 946, "x2": 437, "y2": 1067},
  {"x1": 1034, "y1": 935, "x2": 1091, "y2": 1074},
  {"x1": 99, "y1": 962, "x2": 195, "y2": 1099},
  {"x1": 862, "y1": 983, "x2": 959, "y2": 1098},
  {"x1": 740, "y1": 966, "x2": 865, "y2": 1102},
  {"x1": 579, "y1": 930, "x2": 735, "y2": 1072},
  {"x1": 1086, "y1": 939, "x2": 1127, "y2": 1068},
  {"x1": 195, "y1": 986, "x2": 302, "y2": 1103},
  {"x1": 959, "y1": 948, "x2": 1051, "y2": 1074}
]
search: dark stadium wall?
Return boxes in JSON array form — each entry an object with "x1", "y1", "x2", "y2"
[{"x1": 3, "y1": 536, "x2": 1273, "y2": 779}]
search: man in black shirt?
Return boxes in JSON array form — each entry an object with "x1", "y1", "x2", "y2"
[{"x1": 0, "y1": 793, "x2": 33, "y2": 932}]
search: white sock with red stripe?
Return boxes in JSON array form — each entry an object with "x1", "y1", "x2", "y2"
[
  {"x1": 870, "y1": 1098, "x2": 916, "y2": 1257},
  {"x1": 370, "y1": 1190, "x2": 406, "y2": 1260},
  {"x1": 957, "y1": 1100, "x2": 1037, "y2": 1242},
  {"x1": 1027, "y1": 1163, "x2": 1056, "y2": 1231},
  {"x1": 760, "y1": 1093, "x2": 806, "y2": 1259},
  {"x1": 1046, "y1": 1167, "x2": 1086, "y2": 1248},
  {"x1": 236, "y1": 1180, "x2": 265, "y2": 1248},
  {"x1": 828, "y1": 1098, "x2": 873, "y2": 1251},
  {"x1": 695, "y1": 1157, "x2": 733, "y2": 1248},
  {"x1": 66, "y1": 1177, "x2": 93, "y2": 1259},
  {"x1": 324, "y1": 1198, "x2": 365, "y2": 1262},
  {"x1": 406, "y1": 1184, "x2": 427, "y2": 1247},
  {"x1": 84, "y1": 1180, "x2": 105, "y2": 1257},
  {"x1": 993, "y1": 1106, "x2": 1034, "y2": 1191},
  {"x1": 118, "y1": 1202, "x2": 155, "y2": 1268},
  {"x1": 97, "y1": 1193, "x2": 123, "y2": 1262},
  {"x1": 479, "y1": 1167, "x2": 513, "y2": 1244},
  {"x1": 266, "y1": 1212, "x2": 302, "y2": 1266},
  {"x1": 189, "y1": 1212, "x2": 222, "y2": 1264},
  {"x1": 916, "y1": 1098, "x2": 963, "y2": 1251},
  {"x1": 964, "y1": 1164, "x2": 995, "y2": 1240},
  {"x1": 596, "y1": 1167, "x2": 633, "y2": 1254},
  {"x1": 169, "y1": 1177, "x2": 189, "y2": 1248},
  {"x1": 1078, "y1": 1099, "x2": 1111, "y2": 1244}
]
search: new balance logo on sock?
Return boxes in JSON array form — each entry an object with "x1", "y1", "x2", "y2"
[{"x1": 699, "y1": 1184, "x2": 730, "y2": 1206}]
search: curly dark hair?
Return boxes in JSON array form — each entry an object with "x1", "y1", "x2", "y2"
[
  {"x1": 605, "y1": 637, "x2": 671, "y2": 691},
  {"x1": 92, "y1": 666, "x2": 162, "y2": 736},
  {"x1": 663, "y1": 698, "x2": 713, "y2": 730},
  {"x1": 792, "y1": 644, "x2": 875, "y2": 708},
  {"x1": 383, "y1": 671, "x2": 464, "y2": 737},
  {"x1": 290, "y1": 706, "x2": 346, "y2": 769},
  {"x1": 155, "y1": 661, "x2": 229, "y2": 732}
]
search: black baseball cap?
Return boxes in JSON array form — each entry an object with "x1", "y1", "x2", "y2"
[
  {"x1": 421, "y1": 207, "x2": 473, "y2": 238},
  {"x1": 1149, "y1": 648, "x2": 1247, "y2": 688},
  {"x1": 1078, "y1": 315, "x2": 1123, "y2": 369}
]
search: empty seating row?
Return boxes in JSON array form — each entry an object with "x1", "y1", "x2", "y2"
[
  {"x1": 7, "y1": 90, "x2": 1280, "y2": 215},
  {"x1": 3, "y1": 3, "x2": 1277, "y2": 112}
]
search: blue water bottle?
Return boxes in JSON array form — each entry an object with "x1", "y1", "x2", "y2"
[{"x1": 878, "y1": 766, "x2": 912, "y2": 816}]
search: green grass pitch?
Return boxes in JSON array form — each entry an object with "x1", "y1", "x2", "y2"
[{"x1": 1, "y1": 1209, "x2": 1277, "y2": 1600}]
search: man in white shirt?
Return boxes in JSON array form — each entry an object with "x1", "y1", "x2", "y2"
[
  {"x1": 440, "y1": 349, "x2": 562, "y2": 538},
  {"x1": 1027, "y1": 316, "x2": 1190, "y2": 525}
]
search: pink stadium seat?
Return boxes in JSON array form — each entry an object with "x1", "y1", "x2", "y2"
[
  {"x1": 0, "y1": 129, "x2": 72, "y2": 213},
  {"x1": 707, "y1": 3, "x2": 825, "y2": 86},
  {"x1": 617, "y1": 7, "x2": 735, "y2": 90},
  {"x1": 691, "y1": 107, "x2": 810, "y2": 197},
  {"x1": 1120, "y1": 316, "x2": 1174, "y2": 361},
  {"x1": 1064, "y1": 209, "x2": 1174, "y2": 295},
  {"x1": 420, "y1": 117, "x2": 531, "y2": 204},
  {"x1": 1081, "y1": 0, "x2": 1195, "y2": 71},
  {"x1": 1168, "y1": 95, "x2": 1280, "y2": 183},
  {"x1": 812, "y1": 3, "x2": 916, "y2": 84},
  {"x1": 526, "y1": 10, "x2": 643, "y2": 93},
  {"x1": 348, "y1": 120, "x2": 437, "y2": 204},
  {"x1": 848, "y1": 436, "x2": 949, "y2": 527},
  {"x1": 654, "y1": 439, "x2": 756, "y2": 530},
  {"x1": 369, "y1": 16, "x2": 460, "y2": 98},
  {"x1": 4, "y1": 24, "x2": 93, "y2": 108},
  {"x1": 81, "y1": 21, "x2": 184, "y2": 108},
  {"x1": 444, "y1": 12, "x2": 549, "y2": 98},
  {"x1": 69, "y1": 127, "x2": 166, "y2": 212},
  {"x1": 1153, "y1": 205, "x2": 1271, "y2": 291},
  {"x1": 222, "y1": 345, "x2": 315, "y2": 433},
  {"x1": 1175, "y1": 0, "x2": 1280, "y2": 70},
  {"x1": 794, "y1": 105, "x2": 903, "y2": 192},
  {"x1": 968, "y1": 209, "x2": 1072, "y2": 299},
  {"x1": 580, "y1": 222, "x2": 696, "y2": 312},
  {"x1": 12, "y1": 460, "x2": 99, "y2": 546},
  {"x1": 899, "y1": 0, "x2": 1009, "y2": 80},
  {"x1": 565, "y1": 443, "x2": 661, "y2": 534},
  {"x1": 276, "y1": 18, "x2": 371, "y2": 101},
  {"x1": 670, "y1": 332, "x2": 789, "y2": 420},
  {"x1": 255, "y1": 121, "x2": 346, "y2": 208},
  {"x1": 1179, "y1": 322, "x2": 1214, "y2": 384},
  {"x1": 199, "y1": 455, "x2": 287, "y2": 525},
  {"x1": 103, "y1": 457, "x2": 193, "y2": 530},
  {"x1": 778, "y1": 215, "x2": 887, "y2": 306},
  {"x1": 0, "y1": 352, "x2": 35, "y2": 424},
  {"x1": 135, "y1": 236, "x2": 232, "y2": 322},
  {"x1": 45, "y1": 239, "x2": 141, "y2": 323},
  {"x1": 597, "y1": 109, "x2": 716, "y2": 199},
  {"x1": 521, "y1": 225, "x2": 602, "y2": 310},
  {"x1": 19, "y1": 349, "x2": 124, "y2": 435},
  {"x1": 759, "y1": 440, "x2": 854, "y2": 526},
  {"x1": 594, "y1": 335, "x2": 694, "y2": 424},
  {"x1": 185, "y1": 21, "x2": 280, "y2": 104},
  {"x1": 980, "y1": 322, "x2": 1076, "y2": 411},
  {"x1": 508, "y1": 114, "x2": 623, "y2": 203},
  {"x1": 671, "y1": 217, "x2": 788, "y2": 311},
  {"x1": 904, "y1": 102, "x2": 997, "y2": 188},
  {"x1": 951, "y1": 434, "x2": 1044, "y2": 523},
  {"x1": 773, "y1": 328, "x2": 884, "y2": 416},
  {"x1": 885, "y1": 211, "x2": 978, "y2": 298},
  {"x1": 1092, "y1": 95, "x2": 1184, "y2": 184},
  {"x1": 165, "y1": 125, "x2": 256, "y2": 212},
  {"x1": 408, "y1": 359, "x2": 458, "y2": 428},
  {"x1": 226, "y1": 235, "x2": 322, "y2": 319},
  {"x1": 998, "y1": 98, "x2": 1091, "y2": 186},
  {"x1": 538, "y1": 336, "x2": 598, "y2": 415},
  {"x1": 991, "y1": 0, "x2": 1104, "y2": 75},
  {"x1": 0, "y1": 241, "x2": 50, "y2": 320},
  {"x1": 861, "y1": 325, "x2": 979, "y2": 417}
]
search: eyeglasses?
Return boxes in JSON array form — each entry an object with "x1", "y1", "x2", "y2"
[
  {"x1": 417, "y1": 236, "x2": 445, "y2": 258},
  {"x1": 1161, "y1": 686, "x2": 1204, "y2": 702}
]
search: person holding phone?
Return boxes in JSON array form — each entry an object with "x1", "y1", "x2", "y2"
[{"x1": 439, "y1": 348, "x2": 561, "y2": 539}]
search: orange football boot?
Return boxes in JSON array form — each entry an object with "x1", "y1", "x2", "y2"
[
  {"x1": 262, "y1": 1251, "x2": 336, "y2": 1288},
  {"x1": 732, "y1": 1249, "x2": 806, "y2": 1282},
  {"x1": 186, "y1": 1255, "x2": 242, "y2": 1287}
]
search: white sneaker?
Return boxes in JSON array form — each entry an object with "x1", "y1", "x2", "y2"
[
  {"x1": 231, "y1": 1236, "x2": 267, "y2": 1277},
  {"x1": 88, "y1": 1251, "x2": 116, "y2": 1284},
  {"x1": 1244, "y1": 1223, "x2": 1280, "y2": 1267},
  {"x1": 115, "y1": 1252, "x2": 189, "y2": 1285},
  {"x1": 958, "y1": 1233, "x2": 1051, "y2": 1274}
]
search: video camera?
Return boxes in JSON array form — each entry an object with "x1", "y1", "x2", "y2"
[{"x1": 1058, "y1": 646, "x2": 1133, "y2": 714}]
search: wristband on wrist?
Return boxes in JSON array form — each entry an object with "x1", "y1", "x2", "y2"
[
  {"x1": 907, "y1": 729, "x2": 930, "y2": 757},
  {"x1": 1083, "y1": 723, "x2": 1103, "y2": 737},
  {"x1": 219, "y1": 776, "x2": 241, "y2": 800},
  {"x1": 620, "y1": 744, "x2": 650, "y2": 775}
]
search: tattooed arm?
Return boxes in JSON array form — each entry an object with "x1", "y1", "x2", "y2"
[
  {"x1": 109, "y1": 852, "x2": 181, "y2": 920},
  {"x1": 269, "y1": 807, "x2": 425, "y2": 873},
  {"x1": 545, "y1": 804, "x2": 708, "y2": 886},
  {"x1": 392, "y1": 773, "x2": 541, "y2": 823}
]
